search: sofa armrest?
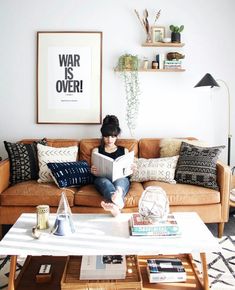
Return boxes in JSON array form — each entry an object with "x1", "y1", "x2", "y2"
[
  {"x1": 0, "y1": 159, "x2": 10, "y2": 193},
  {"x1": 216, "y1": 160, "x2": 231, "y2": 221}
]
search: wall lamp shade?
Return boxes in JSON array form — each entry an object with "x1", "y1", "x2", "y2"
[
  {"x1": 194, "y1": 73, "x2": 232, "y2": 166},
  {"x1": 194, "y1": 73, "x2": 219, "y2": 88}
]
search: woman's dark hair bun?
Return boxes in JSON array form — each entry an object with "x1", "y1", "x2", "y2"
[
  {"x1": 102, "y1": 115, "x2": 119, "y2": 127},
  {"x1": 101, "y1": 115, "x2": 121, "y2": 137}
]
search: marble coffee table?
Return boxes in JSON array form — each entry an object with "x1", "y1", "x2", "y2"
[{"x1": 0, "y1": 212, "x2": 220, "y2": 290}]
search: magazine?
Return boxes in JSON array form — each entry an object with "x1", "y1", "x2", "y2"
[
  {"x1": 80, "y1": 255, "x2": 126, "y2": 280},
  {"x1": 129, "y1": 213, "x2": 181, "y2": 237},
  {"x1": 147, "y1": 258, "x2": 186, "y2": 283},
  {"x1": 92, "y1": 151, "x2": 134, "y2": 182}
]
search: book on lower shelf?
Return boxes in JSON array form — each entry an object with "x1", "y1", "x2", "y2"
[
  {"x1": 80, "y1": 255, "x2": 127, "y2": 280},
  {"x1": 129, "y1": 213, "x2": 181, "y2": 237},
  {"x1": 147, "y1": 258, "x2": 186, "y2": 283},
  {"x1": 92, "y1": 151, "x2": 134, "y2": 182}
]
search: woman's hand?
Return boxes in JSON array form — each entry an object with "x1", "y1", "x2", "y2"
[{"x1": 91, "y1": 165, "x2": 98, "y2": 176}]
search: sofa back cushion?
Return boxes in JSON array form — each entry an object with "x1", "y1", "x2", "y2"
[
  {"x1": 138, "y1": 138, "x2": 197, "y2": 159},
  {"x1": 79, "y1": 139, "x2": 138, "y2": 165}
]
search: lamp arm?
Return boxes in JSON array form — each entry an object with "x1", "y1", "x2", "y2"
[{"x1": 216, "y1": 79, "x2": 231, "y2": 137}]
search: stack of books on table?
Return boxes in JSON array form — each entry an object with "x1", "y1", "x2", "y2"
[
  {"x1": 80, "y1": 255, "x2": 126, "y2": 280},
  {"x1": 129, "y1": 213, "x2": 181, "y2": 237},
  {"x1": 164, "y1": 60, "x2": 182, "y2": 69},
  {"x1": 147, "y1": 258, "x2": 186, "y2": 283}
]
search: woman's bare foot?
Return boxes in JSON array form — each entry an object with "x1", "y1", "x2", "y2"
[
  {"x1": 111, "y1": 187, "x2": 124, "y2": 209},
  {"x1": 101, "y1": 201, "x2": 121, "y2": 217}
]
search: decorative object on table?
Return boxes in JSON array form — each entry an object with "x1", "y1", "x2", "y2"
[
  {"x1": 134, "y1": 8, "x2": 161, "y2": 43},
  {"x1": 146, "y1": 258, "x2": 186, "y2": 283},
  {"x1": 169, "y1": 25, "x2": 184, "y2": 43},
  {"x1": 51, "y1": 192, "x2": 75, "y2": 236},
  {"x1": 167, "y1": 52, "x2": 185, "y2": 60},
  {"x1": 116, "y1": 54, "x2": 140, "y2": 135},
  {"x1": 36, "y1": 204, "x2": 50, "y2": 230},
  {"x1": 194, "y1": 73, "x2": 232, "y2": 165},
  {"x1": 138, "y1": 186, "x2": 169, "y2": 221},
  {"x1": 36, "y1": 264, "x2": 52, "y2": 283},
  {"x1": 80, "y1": 255, "x2": 126, "y2": 280},
  {"x1": 129, "y1": 213, "x2": 180, "y2": 237}
]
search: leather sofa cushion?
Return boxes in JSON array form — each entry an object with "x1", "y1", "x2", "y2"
[
  {"x1": 74, "y1": 181, "x2": 144, "y2": 208},
  {"x1": 142, "y1": 181, "x2": 220, "y2": 205},
  {"x1": 0, "y1": 180, "x2": 75, "y2": 207},
  {"x1": 138, "y1": 138, "x2": 196, "y2": 159}
]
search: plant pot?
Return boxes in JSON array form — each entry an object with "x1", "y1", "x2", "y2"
[{"x1": 171, "y1": 32, "x2": 181, "y2": 43}]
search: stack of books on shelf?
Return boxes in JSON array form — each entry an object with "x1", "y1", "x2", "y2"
[
  {"x1": 80, "y1": 255, "x2": 126, "y2": 280},
  {"x1": 147, "y1": 258, "x2": 186, "y2": 283},
  {"x1": 129, "y1": 213, "x2": 181, "y2": 237},
  {"x1": 164, "y1": 60, "x2": 182, "y2": 69}
]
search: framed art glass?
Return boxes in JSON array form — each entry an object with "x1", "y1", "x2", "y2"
[
  {"x1": 37, "y1": 31, "x2": 102, "y2": 124},
  {"x1": 151, "y1": 26, "x2": 165, "y2": 43}
]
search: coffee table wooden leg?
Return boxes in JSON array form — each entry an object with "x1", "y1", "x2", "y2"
[
  {"x1": 8, "y1": 255, "x2": 17, "y2": 290},
  {"x1": 200, "y1": 252, "x2": 209, "y2": 290}
]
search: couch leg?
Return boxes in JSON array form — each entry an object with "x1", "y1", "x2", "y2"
[{"x1": 218, "y1": 222, "x2": 224, "y2": 238}]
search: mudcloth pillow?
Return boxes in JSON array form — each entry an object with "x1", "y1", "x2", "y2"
[
  {"x1": 130, "y1": 156, "x2": 179, "y2": 184},
  {"x1": 37, "y1": 144, "x2": 78, "y2": 183},
  {"x1": 4, "y1": 139, "x2": 47, "y2": 185},
  {"x1": 175, "y1": 142, "x2": 225, "y2": 190},
  {"x1": 47, "y1": 161, "x2": 93, "y2": 188}
]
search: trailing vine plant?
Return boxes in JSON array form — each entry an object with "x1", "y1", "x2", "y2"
[{"x1": 117, "y1": 54, "x2": 141, "y2": 136}]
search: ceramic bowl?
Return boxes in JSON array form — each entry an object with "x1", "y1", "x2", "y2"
[{"x1": 162, "y1": 37, "x2": 171, "y2": 43}]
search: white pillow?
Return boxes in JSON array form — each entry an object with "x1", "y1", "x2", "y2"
[
  {"x1": 37, "y1": 144, "x2": 78, "y2": 183},
  {"x1": 160, "y1": 138, "x2": 206, "y2": 157},
  {"x1": 130, "y1": 156, "x2": 179, "y2": 184}
]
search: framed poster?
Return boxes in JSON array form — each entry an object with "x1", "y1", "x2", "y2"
[{"x1": 37, "y1": 31, "x2": 102, "y2": 124}]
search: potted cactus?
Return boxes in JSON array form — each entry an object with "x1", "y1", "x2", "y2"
[{"x1": 169, "y1": 25, "x2": 184, "y2": 43}]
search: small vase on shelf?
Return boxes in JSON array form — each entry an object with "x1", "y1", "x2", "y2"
[{"x1": 145, "y1": 32, "x2": 152, "y2": 43}]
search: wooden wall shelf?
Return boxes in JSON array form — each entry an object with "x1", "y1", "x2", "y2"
[
  {"x1": 142, "y1": 42, "x2": 185, "y2": 47},
  {"x1": 114, "y1": 68, "x2": 185, "y2": 72}
]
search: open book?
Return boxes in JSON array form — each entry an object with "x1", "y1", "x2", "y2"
[{"x1": 92, "y1": 151, "x2": 134, "y2": 182}]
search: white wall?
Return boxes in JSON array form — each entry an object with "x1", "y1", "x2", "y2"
[{"x1": 1, "y1": 0, "x2": 235, "y2": 164}]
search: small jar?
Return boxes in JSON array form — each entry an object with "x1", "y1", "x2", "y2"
[
  {"x1": 143, "y1": 60, "x2": 149, "y2": 70},
  {"x1": 152, "y1": 61, "x2": 158, "y2": 69},
  {"x1": 36, "y1": 205, "x2": 50, "y2": 230}
]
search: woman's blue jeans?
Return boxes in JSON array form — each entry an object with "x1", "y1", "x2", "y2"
[{"x1": 94, "y1": 177, "x2": 130, "y2": 202}]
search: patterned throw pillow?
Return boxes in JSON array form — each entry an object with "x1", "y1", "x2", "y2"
[
  {"x1": 175, "y1": 142, "x2": 225, "y2": 190},
  {"x1": 4, "y1": 139, "x2": 47, "y2": 185},
  {"x1": 37, "y1": 144, "x2": 78, "y2": 183},
  {"x1": 130, "y1": 156, "x2": 179, "y2": 183},
  {"x1": 47, "y1": 161, "x2": 93, "y2": 188}
]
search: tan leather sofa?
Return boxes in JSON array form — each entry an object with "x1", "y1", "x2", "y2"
[{"x1": 0, "y1": 138, "x2": 230, "y2": 238}]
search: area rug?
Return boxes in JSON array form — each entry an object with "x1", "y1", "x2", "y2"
[{"x1": 0, "y1": 236, "x2": 235, "y2": 289}]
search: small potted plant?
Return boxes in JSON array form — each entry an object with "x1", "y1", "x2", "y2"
[{"x1": 169, "y1": 25, "x2": 184, "y2": 43}]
